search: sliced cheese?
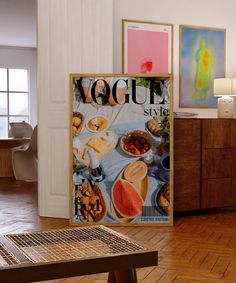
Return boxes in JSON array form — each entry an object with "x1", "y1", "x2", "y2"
[{"x1": 87, "y1": 136, "x2": 108, "y2": 153}]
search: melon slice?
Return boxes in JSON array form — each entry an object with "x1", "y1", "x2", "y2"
[
  {"x1": 112, "y1": 179, "x2": 143, "y2": 218},
  {"x1": 124, "y1": 161, "x2": 147, "y2": 183}
]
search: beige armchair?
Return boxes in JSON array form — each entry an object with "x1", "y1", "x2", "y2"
[{"x1": 12, "y1": 126, "x2": 38, "y2": 181}]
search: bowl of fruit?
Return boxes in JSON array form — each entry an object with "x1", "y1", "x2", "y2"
[{"x1": 120, "y1": 130, "x2": 154, "y2": 157}]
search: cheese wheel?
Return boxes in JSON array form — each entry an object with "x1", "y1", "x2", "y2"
[{"x1": 124, "y1": 161, "x2": 147, "y2": 183}]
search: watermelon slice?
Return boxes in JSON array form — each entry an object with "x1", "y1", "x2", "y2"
[{"x1": 112, "y1": 179, "x2": 143, "y2": 218}]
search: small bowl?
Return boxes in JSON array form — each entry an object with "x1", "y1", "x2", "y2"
[
  {"x1": 72, "y1": 112, "x2": 84, "y2": 137},
  {"x1": 155, "y1": 183, "x2": 170, "y2": 216},
  {"x1": 146, "y1": 116, "x2": 169, "y2": 137},
  {"x1": 86, "y1": 115, "x2": 109, "y2": 133},
  {"x1": 120, "y1": 130, "x2": 154, "y2": 157}
]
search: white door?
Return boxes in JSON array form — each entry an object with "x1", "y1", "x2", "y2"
[{"x1": 37, "y1": 0, "x2": 113, "y2": 218}]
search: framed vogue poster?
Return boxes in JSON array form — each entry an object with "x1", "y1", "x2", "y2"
[
  {"x1": 70, "y1": 74, "x2": 173, "y2": 226},
  {"x1": 179, "y1": 25, "x2": 226, "y2": 108},
  {"x1": 122, "y1": 20, "x2": 173, "y2": 74}
]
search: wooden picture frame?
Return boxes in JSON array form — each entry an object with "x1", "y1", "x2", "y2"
[
  {"x1": 122, "y1": 20, "x2": 173, "y2": 74},
  {"x1": 179, "y1": 25, "x2": 226, "y2": 108},
  {"x1": 70, "y1": 74, "x2": 173, "y2": 226}
]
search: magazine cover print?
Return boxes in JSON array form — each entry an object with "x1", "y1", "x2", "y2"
[{"x1": 71, "y1": 74, "x2": 172, "y2": 225}]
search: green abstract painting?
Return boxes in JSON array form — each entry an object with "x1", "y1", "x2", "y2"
[{"x1": 180, "y1": 25, "x2": 225, "y2": 108}]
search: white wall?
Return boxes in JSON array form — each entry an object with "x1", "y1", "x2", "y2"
[
  {"x1": 36, "y1": 0, "x2": 236, "y2": 218},
  {"x1": 113, "y1": 0, "x2": 236, "y2": 117},
  {"x1": 0, "y1": 0, "x2": 36, "y2": 47},
  {"x1": 0, "y1": 46, "x2": 37, "y2": 127}
]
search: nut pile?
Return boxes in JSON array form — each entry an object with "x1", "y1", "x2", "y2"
[{"x1": 76, "y1": 181, "x2": 106, "y2": 222}]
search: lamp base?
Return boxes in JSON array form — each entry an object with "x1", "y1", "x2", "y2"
[{"x1": 217, "y1": 96, "x2": 234, "y2": 118}]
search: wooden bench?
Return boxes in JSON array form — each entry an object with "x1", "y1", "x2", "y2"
[{"x1": 0, "y1": 225, "x2": 157, "y2": 283}]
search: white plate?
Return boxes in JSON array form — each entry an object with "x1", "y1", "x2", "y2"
[{"x1": 86, "y1": 115, "x2": 109, "y2": 133}]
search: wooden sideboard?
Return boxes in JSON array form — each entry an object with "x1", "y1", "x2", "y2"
[
  {"x1": 0, "y1": 139, "x2": 29, "y2": 177},
  {"x1": 174, "y1": 118, "x2": 236, "y2": 211}
]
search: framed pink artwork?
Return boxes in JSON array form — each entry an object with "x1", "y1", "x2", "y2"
[{"x1": 122, "y1": 20, "x2": 173, "y2": 74}]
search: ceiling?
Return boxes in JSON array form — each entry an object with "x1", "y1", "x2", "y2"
[{"x1": 0, "y1": 0, "x2": 36, "y2": 48}]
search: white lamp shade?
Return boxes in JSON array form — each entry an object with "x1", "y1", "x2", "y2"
[{"x1": 214, "y1": 78, "x2": 232, "y2": 96}]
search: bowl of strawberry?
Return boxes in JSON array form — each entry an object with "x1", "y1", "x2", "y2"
[{"x1": 120, "y1": 130, "x2": 154, "y2": 157}]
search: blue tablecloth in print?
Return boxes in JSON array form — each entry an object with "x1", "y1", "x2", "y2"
[{"x1": 73, "y1": 119, "x2": 168, "y2": 223}]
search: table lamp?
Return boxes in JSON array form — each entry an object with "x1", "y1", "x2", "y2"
[{"x1": 214, "y1": 78, "x2": 236, "y2": 118}]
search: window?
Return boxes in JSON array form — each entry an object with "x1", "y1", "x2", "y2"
[{"x1": 0, "y1": 68, "x2": 29, "y2": 138}]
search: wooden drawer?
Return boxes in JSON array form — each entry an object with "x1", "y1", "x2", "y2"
[
  {"x1": 202, "y1": 149, "x2": 236, "y2": 179},
  {"x1": 231, "y1": 120, "x2": 236, "y2": 147},
  {"x1": 201, "y1": 178, "x2": 236, "y2": 209},
  {"x1": 174, "y1": 119, "x2": 201, "y2": 211},
  {"x1": 174, "y1": 118, "x2": 236, "y2": 211},
  {"x1": 174, "y1": 177, "x2": 200, "y2": 211},
  {"x1": 174, "y1": 119, "x2": 201, "y2": 150},
  {"x1": 232, "y1": 156, "x2": 236, "y2": 177},
  {"x1": 202, "y1": 119, "x2": 236, "y2": 148},
  {"x1": 174, "y1": 157, "x2": 200, "y2": 211}
]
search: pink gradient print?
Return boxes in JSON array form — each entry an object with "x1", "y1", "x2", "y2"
[{"x1": 128, "y1": 29, "x2": 169, "y2": 73}]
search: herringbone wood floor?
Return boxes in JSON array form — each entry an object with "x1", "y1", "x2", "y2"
[{"x1": 1, "y1": 178, "x2": 236, "y2": 283}]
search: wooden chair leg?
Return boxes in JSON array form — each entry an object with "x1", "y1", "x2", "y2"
[{"x1": 108, "y1": 268, "x2": 137, "y2": 283}]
